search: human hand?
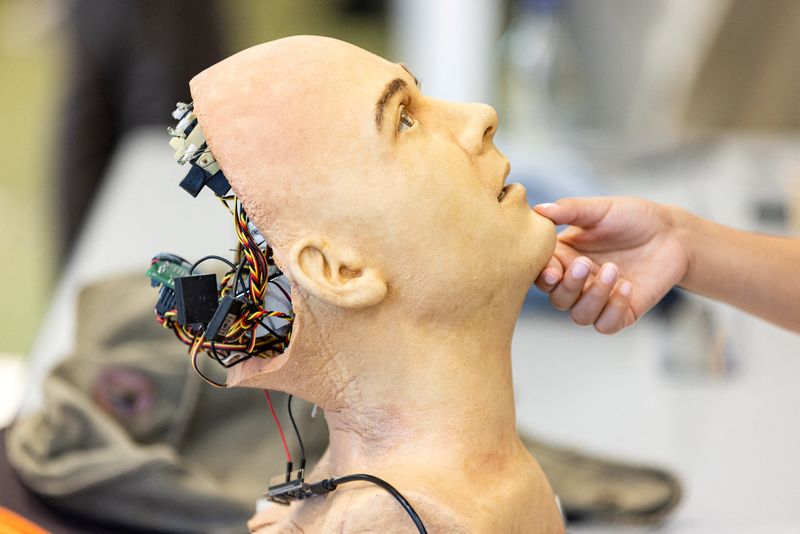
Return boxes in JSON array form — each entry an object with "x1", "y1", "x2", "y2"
[{"x1": 533, "y1": 197, "x2": 690, "y2": 334}]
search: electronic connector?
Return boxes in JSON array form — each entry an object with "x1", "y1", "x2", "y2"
[
  {"x1": 168, "y1": 102, "x2": 230, "y2": 197},
  {"x1": 205, "y1": 295, "x2": 245, "y2": 341},
  {"x1": 147, "y1": 255, "x2": 193, "y2": 317},
  {"x1": 174, "y1": 273, "x2": 219, "y2": 326},
  {"x1": 146, "y1": 256, "x2": 192, "y2": 289},
  {"x1": 264, "y1": 469, "x2": 316, "y2": 505},
  {"x1": 148, "y1": 102, "x2": 295, "y2": 387},
  {"x1": 262, "y1": 471, "x2": 427, "y2": 533}
]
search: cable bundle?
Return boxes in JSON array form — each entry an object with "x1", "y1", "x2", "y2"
[{"x1": 148, "y1": 196, "x2": 294, "y2": 387}]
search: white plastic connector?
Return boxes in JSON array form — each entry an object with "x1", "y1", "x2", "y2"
[
  {"x1": 168, "y1": 104, "x2": 223, "y2": 173},
  {"x1": 172, "y1": 102, "x2": 192, "y2": 120},
  {"x1": 175, "y1": 113, "x2": 195, "y2": 135},
  {"x1": 178, "y1": 143, "x2": 198, "y2": 165}
]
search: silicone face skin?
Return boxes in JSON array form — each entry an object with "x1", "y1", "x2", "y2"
[
  {"x1": 191, "y1": 36, "x2": 562, "y2": 533},
  {"x1": 191, "y1": 35, "x2": 556, "y2": 390}
]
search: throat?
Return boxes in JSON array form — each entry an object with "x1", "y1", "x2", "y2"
[{"x1": 321, "y1": 347, "x2": 520, "y2": 475}]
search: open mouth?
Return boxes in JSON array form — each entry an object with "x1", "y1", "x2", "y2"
[
  {"x1": 497, "y1": 185, "x2": 511, "y2": 202},
  {"x1": 497, "y1": 160, "x2": 512, "y2": 202},
  {"x1": 497, "y1": 183, "x2": 525, "y2": 205}
]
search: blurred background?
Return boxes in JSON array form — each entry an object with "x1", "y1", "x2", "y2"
[{"x1": 1, "y1": 0, "x2": 799, "y2": 532}]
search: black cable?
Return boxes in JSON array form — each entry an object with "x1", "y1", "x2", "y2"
[
  {"x1": 208, "y1": 341, "x2": 224, "y2": 366},
  {"x1": 268, "y1": 277, "x2": 292, "y2": 302},
  {"x1": 286, "y1": 395, "x2": 306, "y2": 469},
  {"x1": 255, "y1": 317, "x2": 283, "y2": 340},
  {"x1": 189, "y1": 254, "x2": 237, "y2": 274},
  {"x1": 191, "y1": 347, "x2": 227, "y2": 388},
  {"x1": 153, "y1": 252, "x2": 190, "y2": 266},
  {"x1": 232, "y1": 253, "x2": 247, "y2": 295},
  {"x1": 208, "y1": 341, "x2": 252, "y2": 369},
  {"x1": 309, "y1": 474, "x2": 426, "y2": 533}
]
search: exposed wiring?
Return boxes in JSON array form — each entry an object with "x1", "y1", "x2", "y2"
[
  {"x1": 152, "y1": 103, "x2": 295, "y2": 386},
  {"x1": 269, "y1": 277, "x2": 292, "y2": 301},
  {"x1": 149, "y1": 196, "x2": 294, "y2": 388},
  {"x1": 287, "y1": 395, "x2": 306, "y2": 468},
  {"x1": 264, "y1": 390, "x2": 292, "y2": 465},
  {"x1": 189, "y1": 254, "x2": 237, "y2": 274},
  {"x1": 189, "y1": 333, "x2": 226, "y2": 388}
]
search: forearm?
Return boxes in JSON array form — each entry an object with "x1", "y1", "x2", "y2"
[{"x1": 672, "y1": 207, "x2": 800, "y2": 331}]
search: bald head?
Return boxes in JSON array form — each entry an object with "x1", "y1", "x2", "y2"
[
  {"x1": 194, "y1": 36, "x2": 557, "y2": 392},
  {"x1": 190, "y1": 36, "x2": 406, "y2": 253},
  {"x1": 191, "y1": 34, "x2": 553, "y2": 326}
]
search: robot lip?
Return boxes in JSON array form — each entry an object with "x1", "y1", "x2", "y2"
[
  {"x1": 496, "y1": 160, "x2": 511, "y2": 201},
  {"x1": 498, "y1": 183, "x2": 526, "y2": 204}
]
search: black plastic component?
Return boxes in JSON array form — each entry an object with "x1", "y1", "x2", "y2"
[
  {"x1": 205, "y1": 295, "x2": 244, "y2": 340},
  {"x1": 155, "y1": 286, "x2": 176, "y2": 315},
  {"x1": 174, "y1": 274, "x2": 218, "y2": 325},
  {"x1": 206, "y1": 170, "x2": 231, "y2": 196},
  {"x1": 266, "y1": 479, "x2": 313, "y2": 505},
  {"x1": 179, "y1": 165, "x2": 208, "y2": 197},
  {"x1": 308, "y1": 478, "x2": 337, "y2": 495},
  {"x1": 178, "y1": 165, "x2": 230, "y2": 198}
]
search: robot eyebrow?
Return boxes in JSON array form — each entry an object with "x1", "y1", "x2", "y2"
[{"x1": 375, "y1": 78, "x2": 408, "y2": 130}]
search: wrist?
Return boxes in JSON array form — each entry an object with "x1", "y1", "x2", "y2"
[{"x1": 664, "y1": 204, "x2": 696, "y2": 287}]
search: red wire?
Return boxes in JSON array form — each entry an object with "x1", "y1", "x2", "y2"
[{"x1": 264, "y1": 389, "x2": 292, "y2": 463}]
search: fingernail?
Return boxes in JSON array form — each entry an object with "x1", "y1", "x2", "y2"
[
  {"x1": 620, "y1": 281, "x2": 632, "y2": 296},
  {"x1": 600, "y1": 264, "x2": 618, "y2": 285},
  {"x1": 536, "y1": 203, "x2": 558, "y2": 210},
  {"x1": 543, "y1": 271, "x2": 559, "y2": 285},
  {"x1": 571, "y1": 260, "x2": 590, "y2": 279}
]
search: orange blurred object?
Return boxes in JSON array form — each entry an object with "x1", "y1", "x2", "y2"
[{"x1": 0, "y1": 507, "x2": 49, "y2": 534}]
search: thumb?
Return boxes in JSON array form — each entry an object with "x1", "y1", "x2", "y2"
[{"x1": 534, "y1": 197, "x2": 613, "y2": 228}]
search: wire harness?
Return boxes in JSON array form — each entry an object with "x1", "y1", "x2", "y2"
[{"x1": 147, "y1": 102, "x2": 294, "y2": 387}]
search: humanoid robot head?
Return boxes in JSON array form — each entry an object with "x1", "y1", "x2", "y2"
[
  {"x1": 186, "y1": 36, "x2": 555, "y2": 380},
  {"x1": 151, "y1": 35, "x2": 565, "y2": 532}
]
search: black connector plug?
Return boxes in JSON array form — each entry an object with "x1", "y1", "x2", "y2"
[
  {"x1": 179, "y1": 165, "x2": 208, "y2": 197},
  {"x1": 179, "y1": 166, "x2": 231, "y2": 197},
  {"x1": 205, "y1": 170, "x2": 230, "y2": 196},
  {"x1": 174, "y1": 274, "x2": 218, "y2": 325},
  {"x1": 155, "y1": 286, "x2": 176, "y2": 315},
  {"x1": 205, "y1": 295, "x2": 244, "y2": 341},
  {"x1": 308, "y1": 478, "x2": 338, "y2": 495}
]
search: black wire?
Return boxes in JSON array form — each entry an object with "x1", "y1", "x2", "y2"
[
  {"x1": 189, "y1": 254, "x2": 237, "y2": 274},
  {"x1": 268, "y1": 277, "x2": 292, "y2": 302},
  {"x1": 329, "y1": 474, "x2": 426, "y2": 533},
  {"x1": 255, "y1": 317, "x2": 283, "y2": 340},
  {"x1": 208, "y1": 341, "x2": 224, "y2": 365},
  {"x1": 191, "y1": 348, "x2": 227, "y2": 388},
  {"x1": 286, "y1": 395, "x2": 306, "y2": 468},
  {"x1": 232, "y1": 254, "x2": 247, "y2": 295},
  {"x1": 153, "y1": 252, "x2": 190, "y2": 266},
  {"x1": 208, "y1": 341, "x2": 252, "y2": 369}
]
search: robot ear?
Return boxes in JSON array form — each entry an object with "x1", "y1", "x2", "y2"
[{"x1": 287, "y1": 237, "x2": 387, "y2": 310}]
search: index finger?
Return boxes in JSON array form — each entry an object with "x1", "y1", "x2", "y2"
[{"x1": 534, "y1": 197, "x2": 614, "y2": 228}]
